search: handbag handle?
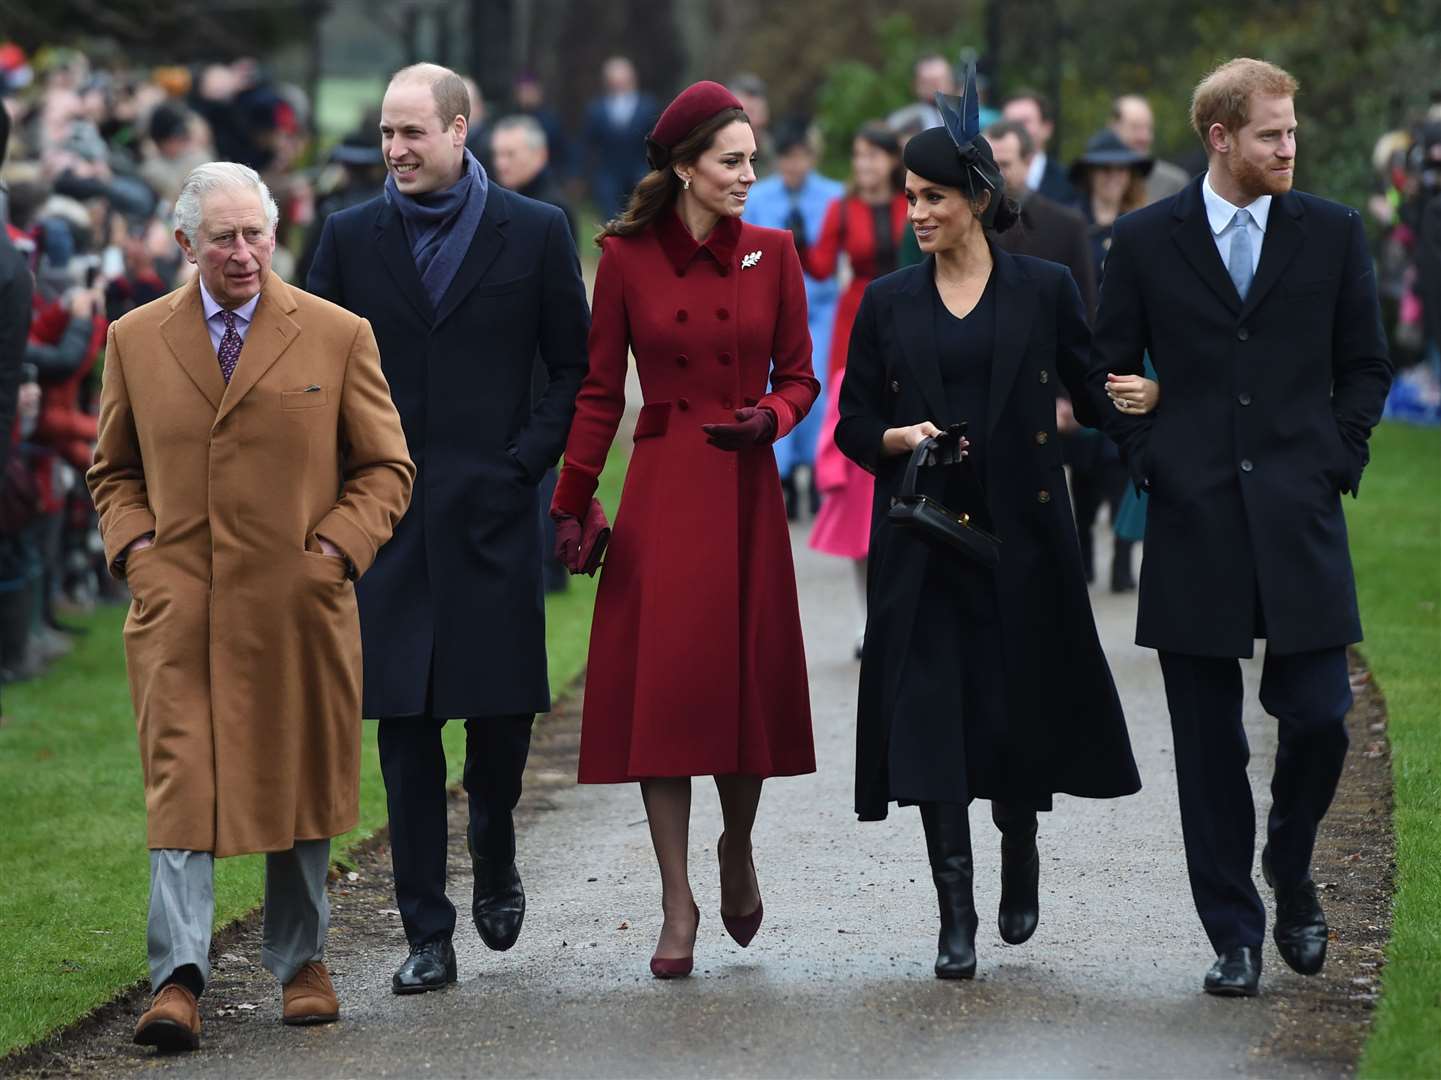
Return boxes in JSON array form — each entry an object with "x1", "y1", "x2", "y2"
[{"x1": 899, "y1": 437, "x2": 938, "y2": 499}]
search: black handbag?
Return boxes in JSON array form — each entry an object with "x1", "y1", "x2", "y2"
[{"x1": 886, "y1": 437, "x2": 1001, "y2": 568}]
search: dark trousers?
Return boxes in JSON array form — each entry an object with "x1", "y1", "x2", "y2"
[
  {"x1": 1074, "y1": 460, "x2": 1132, "y2": 578},
  {"x1": 1158, "y1": 646, "x2": 1351, "y2": 953},
  {"x1": 377, "y1": 713, "x2": 534, "y2": 946}
]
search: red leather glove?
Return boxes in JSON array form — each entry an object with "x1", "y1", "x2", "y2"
[
  {"x1": 551, "y1": 498, "x2": 611, "y2": 575},
  {"x1": 702, "y1": 406, "x2": 776, "y2": 451}
]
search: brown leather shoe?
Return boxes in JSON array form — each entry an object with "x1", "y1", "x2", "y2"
[
  {"x1": 133, "y1": 983, "x2": 201, "y2": 1051},
  {"x1": 282, "y1": 960, "x2": 340, "y2": 1025}
]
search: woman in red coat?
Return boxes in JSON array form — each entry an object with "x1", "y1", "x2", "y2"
[
  {"x1": 551, "y1": 83, "x2": 819, "y2": 979},
  {"x1": 803, "y1": 125, "x2": 908, "y2": 656}
]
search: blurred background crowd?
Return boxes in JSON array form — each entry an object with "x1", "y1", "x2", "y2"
[{"x1": 0, "y1": 0, "x2": 1438, "y2": 693}]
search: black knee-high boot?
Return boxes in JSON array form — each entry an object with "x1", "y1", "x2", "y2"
[
  {"x1": 919, "y1": 801, "x2": 977, "y2": 979},
  {"x1": 992, "y1": 802, "x2": 1040, "y2": 945}
]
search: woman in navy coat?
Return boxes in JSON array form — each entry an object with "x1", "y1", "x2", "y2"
[
  {"x1": 552, "y1": 83, "x2": 819, "y2": 979},
  {"x1": 835, "y1": 89, "x2": 1140, "y2": 981}
]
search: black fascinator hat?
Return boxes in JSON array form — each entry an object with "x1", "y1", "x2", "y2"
[{"x1": 902, "y1": 63, "x2": 1006, "y2": 226}]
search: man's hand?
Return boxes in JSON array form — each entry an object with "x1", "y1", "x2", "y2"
[
  {"x1": 316, "y1": 535, "x2": 343, "y2": 558},
  {"x1": 126, "y1": 534, "x2": 155, "y2": 558}
]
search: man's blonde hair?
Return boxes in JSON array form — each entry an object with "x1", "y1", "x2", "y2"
[{"x1": 1190, "y1": 58, "x2": 1298, "y2": 146}]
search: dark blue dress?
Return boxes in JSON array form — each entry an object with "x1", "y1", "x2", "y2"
[{"x1": 887, "y1": 272, "x2": 1046, "y2": 810}]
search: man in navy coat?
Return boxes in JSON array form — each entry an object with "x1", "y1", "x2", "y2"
[
  {"x1": 308, "y1": 62, "x2": 589, "y2": 994},
  {"x1": 1094, "y1": 59, "x2": 1391, "y2": 997},
  {"x1": 581, "y1": 56, "x2": 659, "y2": 222}
]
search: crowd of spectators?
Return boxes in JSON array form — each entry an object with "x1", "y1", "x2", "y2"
[
  {"x1": 0, "y1": 45, "x2": 647, "y2": 703},
  {"x1": 1368, "y1": 97, "x2": 1441, "y2": 422}
]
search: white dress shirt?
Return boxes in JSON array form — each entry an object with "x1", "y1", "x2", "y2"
[
  {"x1": 199, "y1": 278, "x2": 260, "y2": 357},
  {"x1": 606, "y1": 92, "x2": 638, "y2": 128},
  {"x1": 1025, "y1": 151, "x2": 1048, "y2": 192},
  {"x1": 1202, "y1": 170, "x2": 1270, "y2": 273}
]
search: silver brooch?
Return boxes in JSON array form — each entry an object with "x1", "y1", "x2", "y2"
[{"x1": 741, "y1": 250, "x2": 762, "y2": 270}]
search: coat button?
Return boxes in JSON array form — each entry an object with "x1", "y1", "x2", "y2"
[
  {"x1": 1037, "y1": 490, "x2": 1051, "y2": 504},
  {"x1": 719, "y1": 352, "x2": 733, "y2": 365},
  {"x1": 890, "y1": 379, "x2": 901, "y2": 393},
  {"x1": 1039, "y1": 370, "x2": 1050, "y2": 384},
  {"x1": 676, "y1": 309, "x2": 688, "y2": 322},
  {"x1": 1035, "y1": 431, "x2": 1049, "y2": 445},
  {"x1": 678, "y1": 398, "x2": 690, "y2": 411},
  {"x1": 676, "y1": 354, "x2": 688, "y2": 367},
  {"x1": 1238, "y1": 392, "x2": 1253, "y2": 406},
  {"x1": 1240, "y1": 458, "x2": 1254, "y2": 473},
  {"x1": 716, "y1": 307, "x2": 730, "y2": 320},
  {"x1": 1237, "y1": 327, "x2": 1250, "y2": 341}
]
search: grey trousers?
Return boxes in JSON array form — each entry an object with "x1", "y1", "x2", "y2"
[{"x1": 147, "y1": 839, "x2": 330, "y2": 992}]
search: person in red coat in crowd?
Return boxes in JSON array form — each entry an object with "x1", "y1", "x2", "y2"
[
  {"x1": 29, "y1": 287, "x2": 104, "y2": 471},
  {"x1": 801, "y1": 124, "x2": 908, "y2": 656},
  {"x1": 551, "y1": 82, "x2": 819, "y2": 979}
]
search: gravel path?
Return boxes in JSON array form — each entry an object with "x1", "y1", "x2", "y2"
[{"x1": 17, "y1": 523, "x2": 1387, "y2": 1079}]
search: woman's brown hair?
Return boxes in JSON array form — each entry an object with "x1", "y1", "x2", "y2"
[
  {"x1": 1076, "y1": 166, "x2": 1149, "y2": 216},
  {"x1": 595, "y1": 107, "x2": 749, "y2": 246},
  {"x1": 847, "y1": 122, "x2": 905, "y2": 198}
]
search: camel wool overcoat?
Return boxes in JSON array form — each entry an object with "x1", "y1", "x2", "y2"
[{"x1": 87, "y1": 275, "x2": 415, "y2": 857}]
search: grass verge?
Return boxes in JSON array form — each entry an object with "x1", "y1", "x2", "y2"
[
  {"x1": 1352, "y1": 422, "x2": 1441, "y2": 1079},
  {"x1": 0, "y1": 453, "x2": 625, "y2": 1057}
]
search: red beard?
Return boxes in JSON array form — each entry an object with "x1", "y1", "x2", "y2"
[{"x1": 1230, "y1": 152, "x2": 1294, "y2": 199}]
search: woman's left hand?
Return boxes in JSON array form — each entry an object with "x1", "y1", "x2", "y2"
[{"x1": 1106, "y1": 373, "x2": 1160, "y2": 415}]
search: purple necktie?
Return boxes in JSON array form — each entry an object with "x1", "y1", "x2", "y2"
[{"x1": 217, "y1": 309, "x2": 242, "y2": 384}]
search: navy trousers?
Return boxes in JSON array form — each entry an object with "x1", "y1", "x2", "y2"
[
  {"x1": 1158, "y1": 646, "x2": 1351, "y2": 953},
  {"x1": 378, "y1": 713, "x2": 534, "y2": 947}
]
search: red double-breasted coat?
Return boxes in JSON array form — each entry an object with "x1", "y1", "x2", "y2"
[{"x1": 553, "y1": 210, "x2": 820, "y2": 783}]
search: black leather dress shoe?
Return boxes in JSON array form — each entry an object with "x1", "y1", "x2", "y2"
[
  {"x1": 391, "y1": 939, "x2": 457, "y2": 995},
  {"x1": 473, "y1": 860, "x2": 526, "y2": 952},
  {"x1": 1262, "y1": 845, "x2": 1328, "y2": 975},
  {"x1": 1204, "y1": 946, "x2": 1262, "y2": 997}
]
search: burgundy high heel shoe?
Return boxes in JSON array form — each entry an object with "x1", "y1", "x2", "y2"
[
  {"x1": 650, "y1": 903, "x2": 700, "y2": 979},
  {"x1": 718, "y1": 833, "x2": 764, "y2": 948}
]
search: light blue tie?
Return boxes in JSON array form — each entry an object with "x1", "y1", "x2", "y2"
[{"x1": 1227, "y1": 208, "x2": 1254, "y2": 301}]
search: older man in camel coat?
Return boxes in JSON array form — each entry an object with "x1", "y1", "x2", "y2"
[{"x1": 87, "y1": 162, "x2": 414, "y2": 1051}]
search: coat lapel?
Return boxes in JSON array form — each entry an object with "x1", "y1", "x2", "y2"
[
  {"x1": 214, "y1": 276, "x2": 301, "y2": 425},
  {"x1": 1239, "y1": 191, "x2": 1305, "y2": 318},
  {"x1": 1170, "y1": 178, "x2": 1242, "y2": 316},
  {"x1": 375, "y1": 200, "x2": 435, "y2": 325},
  {"x1": 433, "y1": 189, "x2": 511, "y2": 329},
  {"x1": 158, "y1": 280, "x2": 225, "y2": 412},
  {"x1": 986, "y1": 245, "x2": 1034, "y2": 439},
  {"x1": 892, "y1": 259, "x2": 949, "y2": 422}
]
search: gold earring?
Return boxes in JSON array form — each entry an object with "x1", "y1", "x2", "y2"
[{"x1": 683, "y1": 176, "x2": 691, "y2": 191}]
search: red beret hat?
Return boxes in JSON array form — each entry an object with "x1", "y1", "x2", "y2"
[{"x1": 646, "y1": 81, "x2": 745, "y2": 167}]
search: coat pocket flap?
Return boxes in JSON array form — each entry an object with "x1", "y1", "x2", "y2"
[{"x1": 633, "y1": 401, "x2": 672, "y2": 441}]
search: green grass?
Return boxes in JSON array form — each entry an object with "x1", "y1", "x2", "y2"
[
  {"x1": 1353, "y1": 423, "x2": 1441, "y2": 1079},
  {"x1": 0, "y1": 452, "x2": 625, "y2": 1057}
]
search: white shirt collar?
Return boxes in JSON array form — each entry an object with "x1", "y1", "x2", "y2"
[
  {"x1": 1026, "y1": 151, "x2": 1047, "y2": 191},
  {"x1": 1202, "y1": 170, "x2": 1272, "y2": 236},
  {"x1": 199, "y1": 277, "x2": 261, "y2": 325}
]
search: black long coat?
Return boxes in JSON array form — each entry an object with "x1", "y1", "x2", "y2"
[
  {"x1": 836, "y1": 249, "x2": 1140, "y2": 821},
  {"x1": 1092, "y1": 179, "x2": 1392, "y2": 659},
  {"x1": 307, "y1": 186, "x2": 590, "y2": 718}
]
